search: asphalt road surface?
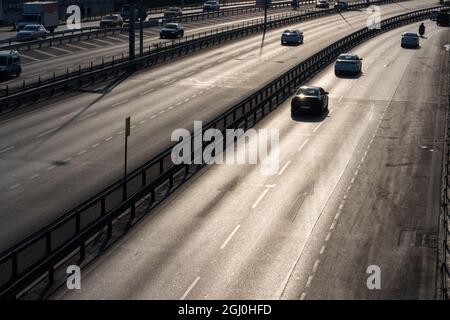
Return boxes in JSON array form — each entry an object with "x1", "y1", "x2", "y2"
[
  {"x1": 0, "y1": 0, "x2": 441, "y2": 252},
  {"x1": 52, "y1": 20, "x2": 449, "y2": 300}
]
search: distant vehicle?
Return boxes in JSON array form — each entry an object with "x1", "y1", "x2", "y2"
[
  {"x1": 334, "y1": 0, "x2": 348, "y2": 10},
  {"x1": 17, "y1": 1, "x2": 58, "y2": 33},
  {"x1": 160, "y1": 23, "x2": 184, "y2": 39},
  {"x1": 334, "y1": 53, "x2": 362, "y2": 76},
  {"x1": 316, "y1": 0, "x2": 330, "y2": 8},
  {"x1": 291, "y1": 0, "x2": 299, "y2": 8},
  {"x1": 163, "y1": 7, "x2": 183, "y2": 21},
  {"x1": 203, "y1": 1, "x2": 220, "y2": 11},
  {"x1": 121, "y1": 4, "x2": 148, "y2": 22},
  {"x1": 401, "y1": 32, "x2": 420, "y2": 48},
  {"x1": 100, "y1": 15, "x2": 124, "y2": 28},
  {"x1": 430, "y1": 10, "x2": 440, "y2": 21},
  {"x1": 281, "y1": 29, "x2": 304, "y2": 45},
  {"x1": 291, "y1": 86, "x2": 329, "y2": 116},
  {"x1": 444, "y1": 0, "x2": 450, "y2": 5},
  {"x1": 437, "y1": 11, "x2": 450, "y2": 26},
  {"x1": 16, "y1": 24, "x2": 49, "y2": 41},
  {"x1": 0, "y1": 50, "x2": 21, "y2": 81}
]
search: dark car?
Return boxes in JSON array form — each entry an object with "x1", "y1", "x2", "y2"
[
  {"x1": 291, "y1": 86, "x2": 329, "y2": 116},
  {"x1": 437, "y1": 11, "x2": 450, "y2": 26},
  {"x1": 164, "y1": 7, "x2": 183, "y2": 21},
  {"x1": 401, "y1": 32, "x2": 420, "y2": 48},
  {"x1": 430, "y1": 10, "x2": 440, "y2": 21},
  {"x1": 160, "y1": 23, "x2": 184, "y2": 39},
  {"x1": 316, "y1": 0, "x2": 330, "y2": 8},
  {"x1": 100, "y1": 15, "x2": 123, "y2": 28}
]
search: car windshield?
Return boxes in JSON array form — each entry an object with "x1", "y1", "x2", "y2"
[
  {"x1": 0, "y1": 56, "x2": 7, "y2": 66},
  {"x1": 103, "y1": 16, "x2": 116, "y2": 20},
  {"x1": 283, "y1": 30, "x2": 294, "y2": 33},
  {"x1": 297, "y1": 87, "x2": 320, "y2": 96},
  {"x1": 165, "y1": 24, "x2": 178, "y2": 29},
  {"x1": 206, "y1": 1, "x2": 217, "y2": 4},
  {"x1": 403, "y1": 33, "x2": 418, "y2": 37},
  {"x1": 22, "y1": 26, "x2": 39, "y2": 31},
  {"x1": 338, "y1": 54, "x2": 357, "y2": 60}
]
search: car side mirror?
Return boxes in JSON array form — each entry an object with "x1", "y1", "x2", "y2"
[{"x1": 324, "y1": 92, "x2": 329, "y2": 95}]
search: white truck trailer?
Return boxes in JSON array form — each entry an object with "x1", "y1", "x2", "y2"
[{"x1": 17, "y1": 1, "x2": 59, "y2": 32}]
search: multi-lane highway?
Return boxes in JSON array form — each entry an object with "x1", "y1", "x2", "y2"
[
  {"x1": 0, "y1": 0, "x2": 441, "y2": 253},
  {"x1": 0, "y1": 2, "x2": 322, "y2": 88},
  {"x1": 52, "y1": 19, "x2": 449, "y2": 300}
]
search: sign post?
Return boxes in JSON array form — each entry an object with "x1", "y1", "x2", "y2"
[{"x1": 124, "y1": 116, "x2": 131, "y2": 200}]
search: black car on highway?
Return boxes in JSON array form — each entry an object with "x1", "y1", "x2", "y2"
[
  {"x1": 160, "y1": 23, "x2": 185, "y2": 39},
  {"x1": 291, "y1": 86, "x2": 329, "y2": 116}
]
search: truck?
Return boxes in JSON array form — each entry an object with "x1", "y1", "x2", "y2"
[{"x1": 17, "y1": 1, "x2": 59, "y2": 32}]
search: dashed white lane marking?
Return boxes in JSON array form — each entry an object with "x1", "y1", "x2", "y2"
[
  {"x1": 77, "y1": 150, "x2": 87, "y2": 156},
  {"x1": 51, "y1": 46, "x2": 73, "y2": 54},
  {"x1": 278, "y1": 160, "x2": 291, "y2": 176},
  {"x1": 150, "y1": 115, "x2": 158, "y2": 119},
  {"x1": 112, "y1": 99, "x2": 128, "y2": 107},
  {"x1": 64, "y1": 43, "x2": 88, "y2": 51},
  {"x1": 164, "y1": 80, "x2": 176, "y2": 85},
  {"x1": 139, "y1": 120, "x2": 146, "y2": 124},
  {"x1": 328, "y1": 108, "x2": 334, "y2": 115},
  {"x1": 312, "y1": 260, "x2": 320, "y2": 274},
  {"x1": 105, "y1": 137, "x2": 113, "y2": 142},
  {"x1": 325, "y1": 232, "x2": 331, "y2": 242},
  {"x1": 77, "y1": 112, "x2": 96, "y2": 121},
  {"x1": 176, "y1": 102, "x2": 182, "y2": 106},
  {"x1": 220, "y1": 225, "x2": 240, "y2": 250},
  {"x1": 139, "y1": 88, "x2": 154, "y2": 96},
  {"x1": 338, "y1": 96, "x2": 344, "y2": 103},
  {"x1": 28, "y1": 174, "x2": 40, "y2": 180},
  {"x1": 180, "y1": 276, "x2": 201, "y2": 300},
  {"x1": 297, "y1": 139, "x2": 309, "y2": 152},
  {"x1": 320, "y1": 245, "x2": 326, "y2": 255},
  {"x1": 37, "y1": 127, "x2": 60, "y2": 138},
  {"x1": 330, "y1": 221, "x2": 336, "y2": 230},
  {"x1": 92, "y1": 143, "x2": 100, "y2": 148},
  {"x1": 159, "y1": 110, "x2": 165, "y2": 114},
  {"x1": 18, "y1": 52, "x2": 40, "y2": 61},
  {"x1": 313, "y1": 122, "x2": 323, "y2": 133},
  {"x1": 350, "y1": 177, "x2": 355, "y2": 184},
  {"x1": 300, "y1": 292, "x2": 307, "y2": 300},
  {"x1": 47, "y1": 165, "x2": 56, "y2": 171},
  {"x1": 252, "y1": 188, "x2": 270, "y2": 209},
  {"x1": 117, "y1": 130, "x2": 124, "y2": 135},
  {"x1": 334, "y1": 211, "x2": 341, "y2": 220},
  {"x1": 185, "y1": 71, "x2": 195, "y2": 77},
  {"x1": 9, "y1": 183, "x2": 20, "y2": 190},
  {"x1": 34, "y1": 49, "x2": 57, "y2": 58},
  {"x1": 0, "y1": 146, "x2": 14, "y2": 154},
  {"x1": 199, "y1": 91, "x2": 204, "y2": 95},
  {"x1": 306, "y1": 275, "x2": 314, "y2": 288},
  {"x1": 217, "y1": 58, "x2": 226, "y2": 63},
  {"x1": 64, "y1": 157, "x2": 72, "y2": 162},
  {"x1": 184, "y1": 98, "x2": 190, "y2": 102}
]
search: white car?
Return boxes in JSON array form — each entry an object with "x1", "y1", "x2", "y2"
[
  {"x1": 16, "y1": 24, "x2": 49, "y2": 41},
  {"x1": 281, "y1": 29, "x2": 304, "y2": 45}
]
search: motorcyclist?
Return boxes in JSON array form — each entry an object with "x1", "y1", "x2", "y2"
[{"x1": 419, "y1": 23, "x2": 425, "y2": 37}]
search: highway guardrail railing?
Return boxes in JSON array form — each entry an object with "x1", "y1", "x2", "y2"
[
  {"x1": 0, "y1": 0, "x2": 412, "y2": 111},
  {"x1": 0, "y1": 5, "x2": 441, "y2": 300}
]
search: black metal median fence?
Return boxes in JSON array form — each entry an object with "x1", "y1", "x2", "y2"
[{"x1": 0, "y1": 5, "x2": 443, "y2": 299}]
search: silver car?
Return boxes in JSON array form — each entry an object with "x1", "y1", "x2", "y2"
[
  {"x1": 16, "y1": 24, "x2": 48, "y2": 41},
  {"x1": 334, "y1": 53, "x2": 363, "y2": 76},
  {"x1": 401, "y1": 32, "x2": 420, "y2": 48},
  {"x1": 281, "y1": 29, "x2": 304, "y2": 45}
]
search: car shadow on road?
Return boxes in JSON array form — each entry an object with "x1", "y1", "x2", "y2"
[
  {"x1": 335, "y1": 72, "x2": 363, "y2": 79},
  {"x1": 291, "y1": 109, "x2": 330, "y2": 123}
]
